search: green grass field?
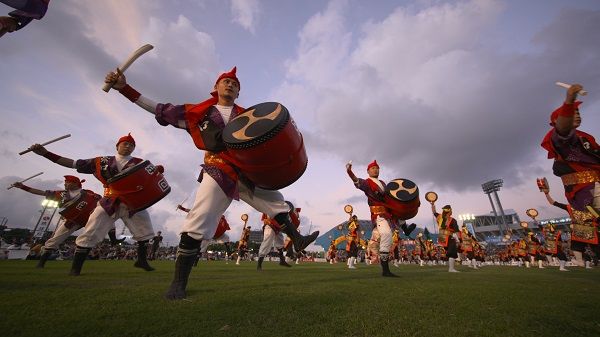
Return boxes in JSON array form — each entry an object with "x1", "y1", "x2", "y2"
[{"x1": 1, "y1": 260, "x2": 599, "y2": 337}]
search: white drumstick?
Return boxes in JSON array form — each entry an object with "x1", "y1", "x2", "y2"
[
  {"x1": 7, "y1": 172, "x2": 44, "y2": 190},
  {"x1": 19, "y1": 134, "x2": 71, "y2": 155},
  {"x1": 103, "y1": 44, "x2": 154, "y2": 92},
  {"x1": 556, "y1": 82, "x2": 588, "y2": 96}
]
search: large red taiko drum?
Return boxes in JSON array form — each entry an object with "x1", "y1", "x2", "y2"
[
  {"x1": 222, "y1": 102, "x2": 308, "y2": 190},
  {"x1": 59, "y1": 190, "x2": 101, "y2": 229},
  {"x1": 384, "y1": 178, "x2": 420, "y2": 220},
  {"x1": 105, "y1": 160, "x2": 171, "y2": 213}
]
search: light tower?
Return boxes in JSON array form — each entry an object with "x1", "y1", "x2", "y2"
[{"x1": 481, "y1": 179, "x2": 509, "y2": 234}]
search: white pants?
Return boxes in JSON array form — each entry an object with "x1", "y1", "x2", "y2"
[
  {"x1": 45, "y1": 218, "x2": 118, "y2": 250},
  {"x1": 44, "y1": 218, "x2": 80, "y2": 250},
  {"x1": 182, "y1": 173, "x2": 289, "y2": 241},
  {"x1": 258, "y1": 225, "x2": 285, "y2": 257},
  {"x1": 199, "y1": 233, "x2": 230, "y2": 253},
  {"x1": 376, "y1": 216, "x2": 392, "y2": 253},
  {"x1": 76, "y1": 203, "x2": 154, "y2": 248}
]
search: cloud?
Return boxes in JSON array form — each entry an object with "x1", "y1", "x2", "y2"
[
  {"x1": 275, "y1": 0, "x2": 600, "y2": 194},
  {"x1": 230, "y1": 0, "x2": 261, "y2": 34}
]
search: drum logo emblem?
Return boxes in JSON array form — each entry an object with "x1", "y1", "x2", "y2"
[
  {"x1": 145, "y1": 165, "x2": 156, "y2": 175},
  {"x1": 158, "y1": 178, "x2": 169, "y2": 192},
  {"x1": 232, "y1": 103, "x2": 281, "y2": 141},
  {"x1": 76, "y1": 201, "x2": 88, "y2": 210}
]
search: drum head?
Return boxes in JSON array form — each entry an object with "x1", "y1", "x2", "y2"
[
  {"x1": 424, "y1": 191, "x2": 438, "y2": 203},
  {"x1": 223, "y1": 102, "x2": 289, "y2": 148},
  {"x1": 386, "y1": 179, "x2": 419, "y2": 202}
]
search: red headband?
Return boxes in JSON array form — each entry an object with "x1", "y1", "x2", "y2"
[
  {"x1": 367, "y1": 160, "x2": 379, "y2": 170},
  {"x1": 116, "y1": 133, "x2": 136, "y2": 146},
  {"x1": 64, "y1": 175, "x2": 84, "y2": 185}
]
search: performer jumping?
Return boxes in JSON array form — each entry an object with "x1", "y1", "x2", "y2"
[
  {"x1": 105, "y1": 67, "x2": 318, "y2": 299},
  {"x1": 28, "y1": 133, "x2": 161, "y2": 275}
]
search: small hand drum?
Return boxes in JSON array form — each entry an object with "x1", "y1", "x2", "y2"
[
  {"x1": 425, "y1": 191, "x2": 438, "y2": 203},
  {"x1": 526, "y1": 208, "x2": 539, "y2": 219},
  {"x1": 344, "y1": 204, "x2": 353, "y2": 214}
]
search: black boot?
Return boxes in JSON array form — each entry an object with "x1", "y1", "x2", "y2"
[
  {"x1": 108, "y1": 228, "x2": 125, "y2": 246},
  {"x1": 36, "y1": 248, "x2": 54, "y2": 268},
  {"x1": 134, "y1": 240, "x2": 155, "y2": 271},
  {"x1": 380, "y1": 252, "x2": 397, "y2": 277},
  {"x1": 70, "y1": 247, "x2": 90, "y2": 276},
  {"x1": 401, "y1": 223, "x2": 417, "y2": 237},
  {"x1": 257, "y1": 256, "x2": 264, "y2": 271},
  {"x1": 278, "y1": 248, "x2": 291, "y2": 267},
  {"x1": 165, "y1": 233, "x2": 201, "y2": 300},
  {"x1": 274, "y1": 213, "x2": 319, "y2": 252}
]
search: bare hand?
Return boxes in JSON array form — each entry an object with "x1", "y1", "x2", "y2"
[
  {"x1": 345, "y1": 162, "x2": 352, "y2": 171},
  {"x1": 29, "y1": 144, "x2": 48, "y2": 155},
  {"x1": 105, "y1": 69, "x2": 127, "y2": 90},
  {"x1": 566, "y1": 83, "x2": 584, "y2": 103}
]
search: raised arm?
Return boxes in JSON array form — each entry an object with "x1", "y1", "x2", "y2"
[
  {"x1": 345, "y1": 161, "x2": 358, "y2": 183},
  {"x1": 554, "y1": 83, "x2": 584, "y2": 136},
  {"x1": 29, "y1": 144, "x2": 75, "y2": 168},
  {"x1": 11, "y1": 182, "x2": 45, "y2": 196},
  {"x1": 104, "y1": 71, "x2": 158, "y2": 114}
]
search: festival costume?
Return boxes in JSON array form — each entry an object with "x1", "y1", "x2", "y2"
[
  {"x1": 435, "y1": 208, "x2": 460, "y2": 272},
  {"x1": 116, "y1": 67, "x2": 318, "y2": 299},
  {"x1": 350, "y1": 161, "x2": 395, "y2": 277},
  {"x1": 257, "y1": 204, "x2": 300, "y2": 269},
  {"x1": 541, "y1": 101, "x2": 600, "y2": 258},
  {"x1": 13, "y1": 176, "x2": 111, "y2": 268},
  {"x1": 37, "y1": 134, "x2": 158, "y2": 275}
]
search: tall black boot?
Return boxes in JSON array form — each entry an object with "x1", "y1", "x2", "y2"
[
  {"x1": 70, "y1": 246, "x2": 90, "y2": 276},
  {"x1": 380, "y1": 252, "x2": 398, "y2": 277},
  {"x1": 278, "y1": 248, "x2": 291, "y2": 267},
  {"x1": 134, "y1": 240, "x2": 155, "y2": 271},
  {"x1": 36, "y1": 248, "x2": 54, "y2": 268},
  {"x1": 274, "y1": 213, "x2": 319, "y2": 252},
  {"x1": 165, "y1": 233, "x2": 201, "y2": 300},
  {"x1": 257, "y1": 256, "x2": 264, "y2": 271}
]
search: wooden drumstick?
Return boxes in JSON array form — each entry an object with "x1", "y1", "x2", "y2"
[
  {"x1": 103, "y1": 44, "x2": 154, "y2": 92},
  {"x1": 19, "y1": 134, "x2": 71, "y2": 155},
  {"x1": 7, "y1": 172, "x2": 44, "y2": 190},
  {"x1": 556, "y1": 82, "x2": 588, "y2": 96}
]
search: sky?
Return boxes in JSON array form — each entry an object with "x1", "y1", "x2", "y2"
[{"x1": 1, "y1": 0, "x2": 599, "y2": 248}]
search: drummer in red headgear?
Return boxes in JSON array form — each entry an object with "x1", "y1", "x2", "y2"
[
  {"x1": 9, "y1": 175, "x2": 125, "y2": 268},
  {"x1": 540, "y1": 83, "x2": 600, "y2": 267},
  {"x1": 28, "y1": 133, "x2": 163, "y2": 275},
  {"x1": 346, "y1": 160, "x2": 399, "y2": 277},
  {"x1": 105, "y1": 67, "x2": 319, "y2": 300}
]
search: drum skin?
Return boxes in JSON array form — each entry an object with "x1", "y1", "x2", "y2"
[
  {"x1": 222, "y1": 102, "x2": 308, "y2": 190},
  {"x1": 59, "y1": 190, "x2": 101, "y2": 229},
  {"x1": 384, "y1": 178, "x2": 420, "y2": 220},
  {"x1": 106, "y1": 160, "x2": 171, "y2": 213}
]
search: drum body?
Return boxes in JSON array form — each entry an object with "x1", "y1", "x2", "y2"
[
  {"x1": 222, "y1": 102, "x2": 307, "y2": 190},
  {"x1": 384, "y1": 178, "x2": 420, "y2": 220},
  {"x1": 106, "y1": 160, "x2": 171, "y2": 213},
  {"x1": 59, "y1": 190, "x2": 101, "y2": 229}
]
